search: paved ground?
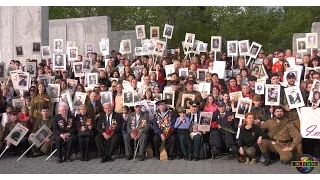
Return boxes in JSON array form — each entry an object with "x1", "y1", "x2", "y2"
[{"x1": 0, "y1": 152, "x2": 319, "y2": 174}]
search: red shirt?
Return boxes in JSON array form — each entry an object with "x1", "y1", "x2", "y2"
[{"x1": 272, "y1": 60, "x2": 283, "y2": 73}]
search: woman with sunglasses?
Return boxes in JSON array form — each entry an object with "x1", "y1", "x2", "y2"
[{"x1": 279, "y1": 60, "x2": 290, "y2": 82}]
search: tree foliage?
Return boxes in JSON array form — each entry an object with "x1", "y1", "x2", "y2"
[{"x1": 49, "y1": 6, "x2": 320, "y2": 54}]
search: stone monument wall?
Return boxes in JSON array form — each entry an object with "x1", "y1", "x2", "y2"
[{"x1": 0, "y1": 6, "x2": 48, "y2": 66}]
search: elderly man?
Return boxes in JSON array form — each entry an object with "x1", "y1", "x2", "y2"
[
  {"x1": 123, "y1": 102, "x2": 149, "y2": 161},
  {"x1": 53, "y1": 104, "x2": 77, "y2": 163},
  {"x1": 95, "y1": 103, "x2": 123, "y2": 163},
  {"x1": 259, "y1": 106, "x2": 302, "y2": 166}
]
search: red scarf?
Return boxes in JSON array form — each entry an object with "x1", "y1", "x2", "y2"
[
  {"x1": 228, "y1": 85, "x2": 240, "y2": 93},
  {"x1": 242, "y1": 93, "x2": 253, "y2": 100}
]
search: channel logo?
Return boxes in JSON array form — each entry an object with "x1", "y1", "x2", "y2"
[{"x1": 291, "y1": 154, "x2": 319, "y2": 174}]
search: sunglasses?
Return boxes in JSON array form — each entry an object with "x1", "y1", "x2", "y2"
[
  {"x1": 284, "y1": 64, "x2": 289, "y2": 66},
  {"x1": 259, "y1": 52, "x2": 264, "y2": 54}
]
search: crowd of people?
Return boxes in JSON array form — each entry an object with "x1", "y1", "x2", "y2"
[{"x1": 0, "y1": 45, "x2": 319, "y2": 168}]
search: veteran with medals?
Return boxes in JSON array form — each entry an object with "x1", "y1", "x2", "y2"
[
  {"x1": 53, "y1": 104, "x2": 77, "y2": 163},
  {"x1": 152, "y1": 100, "x2": 176, "y2": 160}
]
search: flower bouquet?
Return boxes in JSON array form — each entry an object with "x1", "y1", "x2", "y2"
[{"x1": 105, "y1": 119, "x2": 118, "y2": 136}]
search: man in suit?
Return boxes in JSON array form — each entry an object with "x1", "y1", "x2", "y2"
[
  {"x1": 52, "y1": 104, "x2": 77, "y2": 163},
  {"x1": 123, "y1": 102, "x2": 149, "y2": 161},
  {"x1": 19, "y1": 76, "x2": 27, "y2": 86},
  {"x1": 55, "y1": 55, "x2": 63, "y2": 66},
  {"x1": 237, "y1": 103, "x2": 245, "y2": 115},
  {"x1": 209, "y1": 101, "x2": 238, "y2": 159},
  {"x1": 83, "y1": 60, "x2": 90, "y2": 70},
  {"x1": 124, "y1": 92, "x2": 133, "y2": 104},
  {"x1": 188, "y1": 101, "x2": 204, "y2": 161},
  {"x1": 95, "y1": 103, "x2": 123, "y2": 163},
  {"x1": 74, "y1": 96, "x2": 82, "y2": 107}
]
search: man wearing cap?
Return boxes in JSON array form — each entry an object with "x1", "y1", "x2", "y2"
[
  {"x1": 248, "y1": 75, "x2": 257, "y2": 94},
  {"x1": 188, "y1": 101, "x2": 205, "y2": 161},
  {"x1": 175, "y1": 80, "x2": 203, "y2": 109},
  {"x1": 152, "y1": 100, "x2": 176, "y2": 160},
  {"x1": 123, "y1": 102, "x2": 149, "y2": 161},
  {"x1": 209, "y1": 101, "x2": 238, "y2": 159}
]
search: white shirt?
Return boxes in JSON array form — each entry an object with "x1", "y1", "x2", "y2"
[
  {"x1": 106, "y1": 112, "x2": 113, "y2": 127},
  {"x1": 191, "y1": 113, "x2": 198, "y2": 124}
]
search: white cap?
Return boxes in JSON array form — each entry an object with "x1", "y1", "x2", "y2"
[{"x1": 134, "y1": 101, "x2": 141, "y2": 107}]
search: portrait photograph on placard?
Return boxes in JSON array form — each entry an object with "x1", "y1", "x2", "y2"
[
  {"x1": 227, "y1": 40, "x2": 238, "y2": 57},
  {"x1": 73, "y1": 62, "x2": 84, "y2": 78},
  {"x1": 134, "y1": 47, "x2": 143, "y2": 57},
  {"x1": 306, "y1": 33, "x2": 318, "y2": 49},
  {"x1": 146, "y1": 39, "x2": 156, "y2": 55},
  {"x1": 251, "y1": 64, "x2": 266, "y2": 79},
  {"x1": 5, "y1": 123, "x2": 29, "y2": 146},
  {"x1": 53, "y1": 39, "x2": 63, "y2": 53},
  {"x1": 47, "y1": 84, "x2": 60, "y2": 102},
  {"x1": 41, "y1": 46, "x2": 51, "y2": 58},
  {"x1": 31, "y1": 125, "x2": 52, "y2": 148},
  {"x1": 32, "y1": 42, "x2": 40, "y2": 52},
  {"x1": 192, "y1": 40, "x2": 202, "y2": 54},
  {"x1": 16, "y1": 46, "x2": 23, "y2": 56},
  {"x1": 296, "y1": 38, "x2": 307, "y2": 53},
  {"x1": 99, "y1": 41, "x2": 109, "y2": 56},
  {"x1": 150, "y1": 26, "x2": 159, "y2": 40},
  {"x1": 196, "y1": 43, "x2": 208, "y2": 53},
  {"x1": 163, "y1": 91, "x2": 175, "y2": 108},
  {"x1": 85, "y1": 43, "x2": 94, "y2": 55},
  {"x1": 12, "y1": 99, "x2": 25, "y2": 110},
  {"x1": 17, "y1": 72, "x2": 29, "y2": 91},
  {"x1": 68, "y1": 47, "x2": 78, "y2": 60},
  {"x1": 73, "y1": 92, "x2": 87, "y2": 107},
  {"x1": 304, "y1": 67, "x2": 314, "y2": 81},
  {"x1": 66, "y1": 41, "x2": 76, "y2": 48},
  {"x1": 163, "y1": 24, "x2": 174, "y2": 39},
  {"x1": 24, "y1": 62, "x2": 36, "y2": 78},
  {"x1": 122, "y1": 39, "x2": 132, "y2": 54},
  {"x1": 181, "y1": 93, "x2": 196, "y2": 109},
  {"x1": 255, "y1": 82, "x2": 265, "y2": 95},
  {"x1": 185, "y1": 33, "x2": 195, "y2": 47},
  {"x1": 164, "y1": 64, "x2": 174, "y2": 80},
  {"x1": 265, "y1": 84, "x2": 280, "y2": 106},
  {"x1": 37, "y1": 75, "x2": 50, "y2": 88},
  {"x1": 229, "y1": 91, "x2": 243, "y2": 102},
  {"x1": 308, "y1": 79, "x2": 320, "y2": 102},
  {"x1": 82, "y1": 58, "x2": 92, "y2": 73},
  {"x1": 87, "y1": 73, "x2": 98, "y2": 87},
  {"x1": 154, "y1": 40, "x2": 166, "y2": 56},
  {"x1": 67, "y1": 79, "x2": 78, "y2": 93},
  {"x1": 248, "y1": 42, "x2": 262, "y2": 58},
  {"x1": 285, "y1": 86, "x2": 305, "y2": 109},
  {"x1": 211, "y1": 36, "x2": 221, "y2": 52},
  {"x1": 135, "y1": 25, "x2": 146, "y2": 39},
  {"x1": 123, "y1": 90, "x2": 135, "y2": 106},
  {"x1": 52, "y1": 53, "x2": 66, "y2": 71},
  {"x1": 179, "y1": 68, "x2": 188, "y2": 79},
  {"x1": 197, "y1": 69, "x2": 207, "y2": 81},
  {"x1": 100, "y1": 91, "x2": 113, "y2": 106},
  {"x1": 198, "y1": 112, "x2": 213, "y2": 132},
  {"x1": 199, "y1": 82, "x2": 210, "y2": 99},
  {"x1": 235, "y1": 98, "x2": 252, "y2": 119},
  {"x1": 238, "y1": 40, "x2": 250, "y2": 56}
]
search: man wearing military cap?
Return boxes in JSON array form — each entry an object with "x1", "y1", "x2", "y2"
[
  {"x1": 175, "y1": 80, "x2": 203, "y2": 109},
  {"x1": 248, "y1": 75, "x2": 257, "y2": 94},
  {"x1": 188, "y1": 100, "x2": 205, "y2": 161},
  {"x1": 209, "y1": 101, "x2": 238, "y2": 159},
  {"x1": 152, "y1": 100, "x2": 176, "y2": 160}
]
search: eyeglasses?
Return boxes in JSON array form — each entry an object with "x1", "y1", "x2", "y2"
[
  {"x1": 30, "y1": 89, "x2": 35, "y2": 92},
  {"x1": 284, "y1": 64, "x2": 289, "y2": 66},
  {"x1": 274, "y1": 53, "x2": 279, "y2": 55},
  {"x1": 259, "y1": 52, "x2": 264, "y2": 54}
]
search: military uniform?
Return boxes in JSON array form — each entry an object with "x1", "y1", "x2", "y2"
[
  {"x1": 29, "y1": 94, "x2": 51, "y2": 126},
  {"x1": 209, "y1": 102, "x2": 238, "y2": 157},
  {"x1": 259, "y1": 117, "x2": 302, "y2": 164},
  {"x1": 29, "y1": 116, "x2": 53, "y2": 156},
  {"x1": 85, "y1": 100, "x2": 103, "y2": 118},
  {"x1": 152, "y1": 107, "x2": 176, "y2": 160},
  {"x1": 52, "y1": 114, "x2": 77, "y2": 163},
  {"x1": 76, "y1": 114, "x2": 94, "y2": 161}
]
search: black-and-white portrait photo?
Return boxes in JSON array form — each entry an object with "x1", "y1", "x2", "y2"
[
  {"x1": 33, "y1": 42, "x2": 40, "y2": 52},
  {"x1": 69, "y1": 48, "x2": 77, "y2": 59},
  {"x1": 284, "y1": 86, "x2": 305, "y2": 109},
  {"x1": 235, "y1": 98, "x2": 252, "y2": 119},
  {"x1": 268, "y1": 88, "x2": 278, "y2": 102},
  {"x1": 54, "y1": 54, "x2": 64, "y2": 66},
  {"x1": 25, "y1": 64, "x2": 34, "y2": 74},
  {"x1": 74, "y1": 64, "x2": 82, "y2": 74},
  {"x1": 18, "y1": 75, "x2": 27, "y2": 87},
  {"x1": 227, "y1": 41, "x2": 238, "y2": 57},
  {"x1": 47, "y1": 84, "x2": 60, "y2": 100},
  {"x1": 123, "y1": 91, "x2": 134, "y2": 104},
  {"x1": 16, "y1": 46, "x2": 23, "y2": 56},
  {"x1": 163, "y1": 24, "x2": 174, "y2": 39},
  {"x1": 86, "y1": 44, "x2": 93, "y2": 54},
  {"x1": 54, "y1": 39, "x2": 63, "y2": 52},
  {"x1": 212, "y1": 39, "x2": 219, "y2": 49},
  {"x1": 265, "y1": 85, "x2": 280, "y2": 106},
  {"x1": 163, "y1": 91, "x2": 174, "y2": 107},
  {"x1": 5, "y1": 123, "x2": 29, "y2": 146},
  {"x1": 74, "y1": 96, "x2": 83, "y2": 107},
  {"x1": 41, "y1": 46, "x2": 50, "y2": 57},
  {"x1": 101, "y1": 92, "x2": 112, "y2": 106},
  {"x1": 248, "y1": 42, "x2": 262, "y2": 58},
  {"x1": 288, "y1": 90, "x2": 301, "y2": 104},
  {"x1": 87, "y1": 74, "x2": 97, "y2": 86},
  {"x1": 198, "y1": 70, "x2": 206, "y2": 81}
]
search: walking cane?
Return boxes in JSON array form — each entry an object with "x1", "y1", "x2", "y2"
[
  {"x1": 45, "y1": 149, "x2": 57, "y2": 162},
  {"x1": 17, "y1": 143, "x2": 35, "y2": 161},
  {"x1": 133, "y1": 140, "x2": 140, "y2": 162},
  {"x1": 0, "y1": 146, "x2": 9, "y2": 158}
]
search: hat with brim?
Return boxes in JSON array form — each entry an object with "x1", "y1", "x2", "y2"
[
  {"x1": 155, "y1": 100, "x2": 167, "y2": 106},
  {"x1": 217, "y1": 101, "x2": 226, "y2": 107},
  {"x1": 189, "y1": 101, "x2": 200, "y2": 107}
]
